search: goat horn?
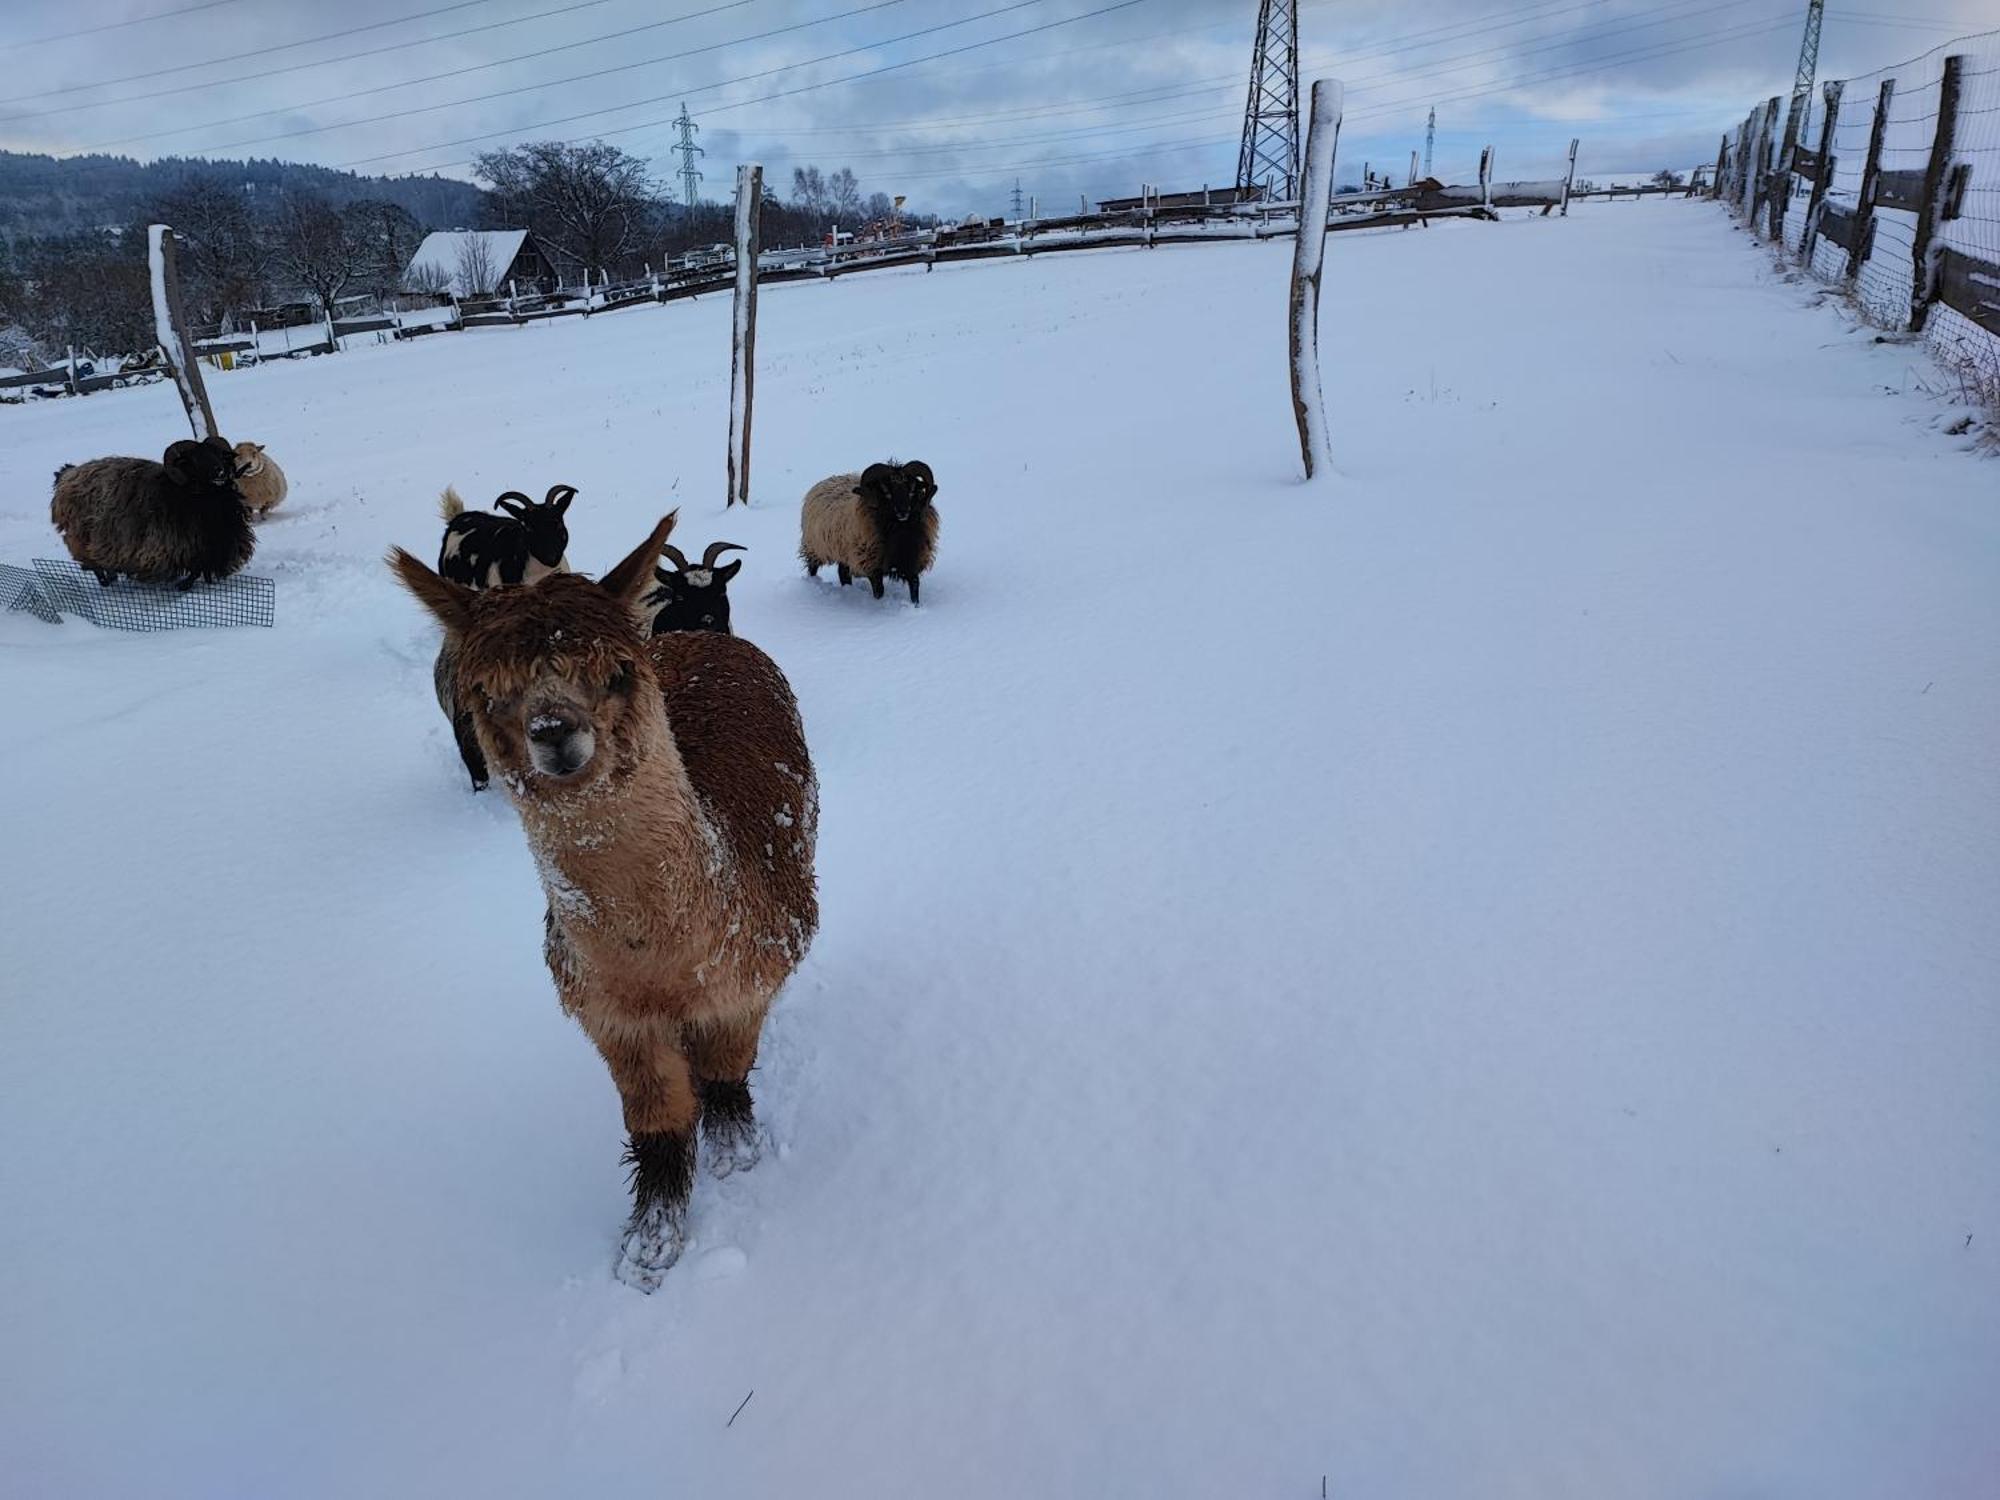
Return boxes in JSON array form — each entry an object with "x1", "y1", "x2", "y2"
[
  {"x1": 658, "y1": 544, "x2": 690, "y2": 571},
  {"x1": 493, "y1": 490, "x2": 532, "y2": 511},
  {"x1": 701, "y1": 541, "x2": 745, "y2": 567},
  {"x1": 543, "y1": 484, "x2": 578, "y2": 509}
]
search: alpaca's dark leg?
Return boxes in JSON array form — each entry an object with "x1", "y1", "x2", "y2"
[
  {"x1": 589, "y1": 1024, "x2": 700, "y2": 1291},
  {"x1": 868, "y1": 574, "x2": 885, "y2": 600},
  {"x1": 836, "y1": 563, "x2": 852, "y2": 586},
  {"x1": 688, "y1": 1009, "x2": 768, "y2": 1178},
  {"x1": 907, "y1": 575, "x2": 920, "y2": 605}
]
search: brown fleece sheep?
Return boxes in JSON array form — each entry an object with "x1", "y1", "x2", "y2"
[
  {"x1": 390, "y1": 513, "x2": 819, "y2": 1290},
  {"x1": 800, "y1": 459, "x2": 939, "y2": 604},
  {"x1": 50, "y1": 437, "x2": 254, "y2": 589},
  {"x1": 231, "y1": 442, "x2": 287, "y2": 518}
]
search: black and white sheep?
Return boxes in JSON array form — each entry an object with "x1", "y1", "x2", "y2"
[
  {"x1": 799, "y1": 460, "x2": 939, "y2": 604},
  {"x1": 436, "y1": 483, "x2": 573, "y2": 588},
  {"x1": 49, "y1": 436, "x2": 254, "y2": 590},
  {"x1": 645, "y1": 540, "x2": 744, "y2": 635}
]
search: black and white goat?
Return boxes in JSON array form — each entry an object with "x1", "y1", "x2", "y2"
[
  {"x1": 436, "y1": 484, "x2": 573, "y2": 588},
  {"x1": 645, "y1": 541, "x2": 744, "y2": 635}
]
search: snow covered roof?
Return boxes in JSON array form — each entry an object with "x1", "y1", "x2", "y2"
[{"x1": 402, "y1": 230, "x2": 529, "y2": 295}]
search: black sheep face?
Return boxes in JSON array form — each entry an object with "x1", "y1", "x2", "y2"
[
  {"x1": 162, "y1": 438, "x2": 238, "y2": 491},
  {"x1": 646, "y1": 543, "x2": 744, "y2": 634},
  {"x1": 857, "y1": 460, "x2": 937, "y2": 526},
  {"x1": 496, "y1": 484, "x2": 574, "y2": 567}
]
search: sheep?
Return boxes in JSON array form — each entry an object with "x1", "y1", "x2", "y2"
[
  {"x1": 427, "y1": 483, "x2": 578, "y2": 791},
  {"x1": 800, "y1": 459, "x2": 938, "y2": 604},
  {"x1": 49, "y1": 436, "x2": 254, "y2": 590},
  {"x1": 389, "y1": 512, "x2": 820, "y2": 1290},
  {"x1": 645, "y1": 540, "x2": 744, "y2": 635},
  {"x1": 230, "y1": 441, "x2": 287, "y2": 518},
  {"x1": 437, "y1": 483, "x2": 573, "y2": 589}
]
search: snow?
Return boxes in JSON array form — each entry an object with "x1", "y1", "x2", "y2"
[{"x1": 2, "y1": 201, "x2": 1997, "y2": 1498}]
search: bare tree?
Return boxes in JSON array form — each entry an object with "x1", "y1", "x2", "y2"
[
  {"x1": 346, "y1": 199, "x2": 425, "y2": 300},
  {"x1": 271, "y1": 194, "x2": 366, "y2": 319},
  {"x1": 790, "y1": 166, "x2": 827, "y2": 216},
  {"x1": 147, "y1": 176, "x2": 271, "y2": 327},
  {"x1": 474, "y1": 142, "x2": 652, "y2": 283},
  {"x1": 453, "y1": 234, "x2": 499, "y2": 296},
  {"x1": 1650, "y1": 168, "x2": 1686, "y2": 190},
  {"x1": 828, "y1": 167, "x2": 861, "y2": 220}
]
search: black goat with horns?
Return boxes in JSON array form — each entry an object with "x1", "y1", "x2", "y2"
[
  {"x1": 645, "y1": 540, "x2": 745, "y2": 635},
  {"x1": 436, "y1": 483, "x2": 574, "y2": 589}
]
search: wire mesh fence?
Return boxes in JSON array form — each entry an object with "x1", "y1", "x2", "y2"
[
  {"x1": 22, "y1": 560, "x2": 275, "y2": 631},
  {"x1": 1718, "y1": 26, "x2": 2000, "y2": 406}
]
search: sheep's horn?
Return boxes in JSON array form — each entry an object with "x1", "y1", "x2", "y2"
[
  {"x1": 493, "y1": 490, "x2": 532, "y2": 514},
  {"x1": 701, "y1": 541, "x2": 745, "y2": 567},
  {"x1": 659, "y1": 544, "x2": 690, "y2": 571},
  {"x1": 543, "y1": 484, "x2": 577, "y2": 512}
]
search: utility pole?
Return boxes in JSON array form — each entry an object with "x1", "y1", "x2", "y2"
[
  {"x1": 1236, "y1": 0, "x2": 1301, "y2": 198},
  {"x1": 1011, "y1": 178, "x2": 1024, "y2": 217},
  {"x1": 672, "y1": 103, "x2": 705, "y2": 209},
  {"x1": 1423, "y1": 106, "x2": 1435, "y2": 178}
]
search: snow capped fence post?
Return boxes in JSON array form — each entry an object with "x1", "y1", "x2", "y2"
[
  {"x1": 1801, "y1": 80, "x2": 1842, "y2": 267},
  {"x1": 1289, "y1": 78, "x2": 1344, "y2": 483},
  {"x1": 727, "y1": 162, "x2": 762, "y2": 508},
  {"x1": 146, "y1": 225, "x2": 218, "y2": 443},
  {"x1": 65, "y1": 344, "x2": 79, "y2": 398},
  {"x1": 1908, "y1": 55, "x2": 1964, "y2": 333},
  {"x1": 1478, "y1": 146, "x2": 1493, "y2": 207},
  {"x1": 1847, "y1": 80, "x2": 1895, "y2": 282},
  {"x1": 1561, "y1": 138, "x2": 1580, "y2": 216}
]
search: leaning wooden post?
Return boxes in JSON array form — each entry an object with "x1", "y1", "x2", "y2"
[
  {"x1": 1478, "y1": 145, "x2": 1493, "y2": 207},
  {"x1": 1801, "y1": 79, "x2": 1842, "y2": 266},
  {"x1": 1289, "y1": 79, "x2": 1343, "y2": 483},
  {"x1": 1847, "y1": 79, "x2": 1894, "y2": 282},
  {"x1": 726, "y1": 161, "x2": 762, "y2": 508},
  {"x1": 147, "y1": 224, "x2": 218, "y2": 442},
  {"x1": 1749, "y1": 95, "x2": 1778, "y2": 233},
  {"x1": 1712, "y1": 134, "x2": 1727, "y2": 198},
  {"x1": 1909, "y1": 55, "x2": 1965, "y2": 332},
  {"x1": 1560, "y1": 138, "x2": 1580, "y2": 215}
]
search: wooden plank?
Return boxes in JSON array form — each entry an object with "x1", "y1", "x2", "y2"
[
  {"x1": 1791, "y1": 146, "x2": 1823, "y2": 183},
  {"x1": 725, "y1": 162, "x2": 761, "y2": 508},
  {"x1": 1801, "y1": 79, "x2": 1842, "y2": 265},
  {"x1": 1874, "y1": 168, "x2": 1929, "y2": 214},
  {"x1": 1934, "y1": 247, "x2": 2000, "y2": 336},
  {"x1": 1849, "y1": 80, "x2": 1894, "y2": 280},
  {"x1": 148, "y1": 225, "x2": 220, "y2": 442},
  {"x1": 1290, "y1": 79, "x2": 1343, "y2": 481}
]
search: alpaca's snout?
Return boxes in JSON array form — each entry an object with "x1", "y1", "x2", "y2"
[{"x1": 527, "y1": 710, "x2": 595, "y2": 778}]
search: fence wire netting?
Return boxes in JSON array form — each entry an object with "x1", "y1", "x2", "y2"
[
  {"x1": 25, "y1": 560, "x2": 274, "y2": 631},
  {"x1": 1721, "y1": 27, "x2": 2000, "y2": 404}
]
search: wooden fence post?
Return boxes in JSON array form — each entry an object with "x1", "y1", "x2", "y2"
[
  {"x1": 1478, "y1": 146, "x2": 1492, "y2": 207},
  {"x1": 1560, "y1": 138, "x2": 1579, "y2": 215},
  {"x1": 147, "y1": 224, "x2": 219, "y2": 442},
  {"x1": 1847, "y1": 79, "x2": 1894, "y2": 281},
  {"x1": 1909, "y1": 54, "x2": 1964, "y2": 332},
  {"x1": 726, "y1": 162, "x2": 762, "y2": 508},
  {"x1": 1750, "y1": 95, "x2": 1779, "y2": 233},
  {"x1": 1712, "y1": 134, "x2": 1727, "y2": 198},
  {"x1": 1289, "y1": 79, "x2": 1343, "y2": 482},
  {"x1": 1801, "y1": 79, "x2": 1843, "y2": 266}
]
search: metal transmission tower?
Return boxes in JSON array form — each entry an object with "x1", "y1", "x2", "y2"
[
  {"x1": 671, "y1": 103, "x2": 704, "y2": 207},
  {"x1": 1423, "y1": 107, "x2": 1435, "y2": 178},
  {"x1": 1011, "y1": 178, "x2": 1024, "y2": 216},
  {"x1": 1235, "y1": 0, "x2": 1301, "y2": 198},
  {"x1": 1778, "y1": 0, "x2": 1825, "y2": 172}
]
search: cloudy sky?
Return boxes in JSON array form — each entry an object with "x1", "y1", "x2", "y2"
[{"x1": 0, "y1": 0, "x2": 1990, "y2": 216}]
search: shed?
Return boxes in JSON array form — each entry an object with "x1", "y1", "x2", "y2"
[{"x1": 402, "y1": 230, "x2": 560, "y2": 296}]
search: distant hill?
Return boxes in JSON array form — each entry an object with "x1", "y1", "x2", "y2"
[{"x1": 0, "y1": 151, "x2": 485, "y2": 238}]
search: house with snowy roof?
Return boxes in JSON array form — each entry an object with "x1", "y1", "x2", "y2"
[{"x1": 401, "y1": 229, "x2": 561, "y2": 298}]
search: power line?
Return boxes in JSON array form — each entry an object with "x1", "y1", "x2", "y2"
[
  {"x1": 0, "y1": 0, "x2": 247, "y2": 54},
  {"x1": 85, "y1": 0, "x2": 908, "y2": 154},
  {"x1": 338, "y1": 0, "x2": 1147, "y2": 172},
  {"x1": 0, "y1": 0, "x2": 520, "y2": 109}
]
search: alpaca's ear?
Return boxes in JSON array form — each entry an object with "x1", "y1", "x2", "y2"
[
  {"x1": 600, "y1": 512, "x2": 678, "y2": 607},
  {"x1": 388, "y1": 547, "x2": 472, "y2": 634}
]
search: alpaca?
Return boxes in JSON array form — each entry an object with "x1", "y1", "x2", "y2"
[{"x1": 390, "y1": 514, "x2": 819, "y2": 1289}]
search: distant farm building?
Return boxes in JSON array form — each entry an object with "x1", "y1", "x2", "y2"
[
  {"x1": 402, "y1": 230, "x2": 561, "y2": 297},
  {"x1": 1095, "y1": 185, "x2": 1269, "y2": 213}
]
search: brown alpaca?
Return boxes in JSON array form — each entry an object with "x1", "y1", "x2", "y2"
[{"x1": 390, "y1": 514, "x2": 819, "y2": 1289}]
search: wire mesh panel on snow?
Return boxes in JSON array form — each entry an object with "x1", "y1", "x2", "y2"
[
  {"x1": 29, "y1": 560, "x2": 275, "y2": 630},
  {"x1": 1, "y1": 562, "x2": 61, "y2": 624}
]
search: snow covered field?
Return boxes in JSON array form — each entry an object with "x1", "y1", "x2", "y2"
[{"x1": 2, "y1": 200, "x2": 1995, "y2": 1498}]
